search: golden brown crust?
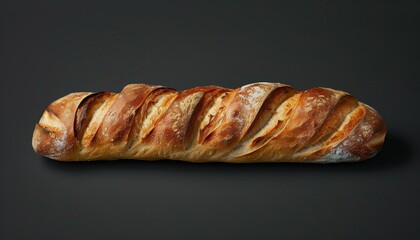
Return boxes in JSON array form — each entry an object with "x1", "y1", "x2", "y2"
[
  {"x1": 32, "y1": 92, "x2": 92, "y2": 160},
  {"x1": 32, "y1": 82, "x2": 386, "y2": 163}
]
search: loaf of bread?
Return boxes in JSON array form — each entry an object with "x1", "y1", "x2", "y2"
[{"x1": 32, "y1": 82, "x2": 386, "y2": 163}]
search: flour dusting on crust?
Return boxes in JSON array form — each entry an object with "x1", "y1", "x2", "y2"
[
  {"x1": 239, "y1": 85, "x2": 266, "y2": 111},
  {"x1": 47, "y1": 129, "x2": 71, "y2": 158},
  {"x1": 315, "y1": 145, "x2": 360, "y2": 163}
]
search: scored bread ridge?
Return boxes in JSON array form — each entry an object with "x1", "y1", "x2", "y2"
[{"x1": 32, "y1": 82, "x2": 386, "y2": 163}]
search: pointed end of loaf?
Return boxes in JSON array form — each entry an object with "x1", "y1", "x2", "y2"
[
  {"x1": 350, "y1": 103, "x2": 387, "y2": 161},
  {"x1": 32, "y1": 123, "x2": 75, "y2": 161},
  {"x1": 315, "y1": 103, "x2": 387, "y2": 163},
  {"x1": 32, "y1": 92, "x2": 92, "y2": 161}
]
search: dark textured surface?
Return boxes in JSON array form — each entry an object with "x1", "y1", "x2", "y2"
[{"x1": 1, "y1": 1, "x2": 419, "y2": 239}]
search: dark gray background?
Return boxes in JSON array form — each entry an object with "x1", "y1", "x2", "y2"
[{"x1": 1, "y1": 0, "x2": 419, "y2": 239}]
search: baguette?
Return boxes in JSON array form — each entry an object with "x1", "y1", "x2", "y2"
[{"x1": 32, "y1": 82, "x2": 386, "y2": 163}]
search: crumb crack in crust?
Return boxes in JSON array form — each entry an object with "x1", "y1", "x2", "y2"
[{"x1": 32, "y1": 82, "x2": 386, "y2": 162}]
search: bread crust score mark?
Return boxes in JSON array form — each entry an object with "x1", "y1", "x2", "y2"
[{"x1": 32, "y1": 82, "x2": 386, "y2": 163}]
